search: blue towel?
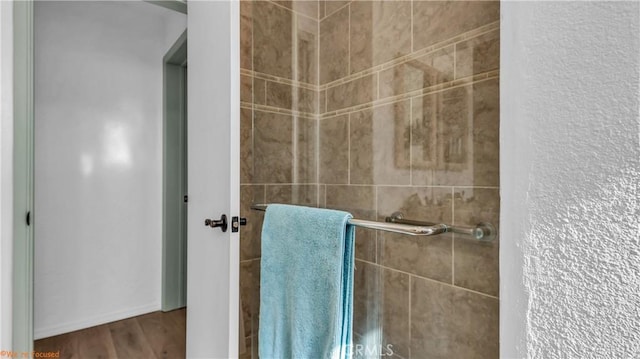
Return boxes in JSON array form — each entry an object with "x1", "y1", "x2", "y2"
[{"x1": 259, "y1": 204, "x2": 355, "y2": 359}]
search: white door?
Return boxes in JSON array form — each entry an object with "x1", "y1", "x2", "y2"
[{"x1": 187, "y1": 1, "x2": 240, "y2": 357}]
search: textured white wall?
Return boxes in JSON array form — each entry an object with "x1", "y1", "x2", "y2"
[
  {"x1": 501, "y1": 2, "x2": 640, "y2": 357},
  {"x1": 34, "y1": 1, "x2": 185, "y2": 338}
]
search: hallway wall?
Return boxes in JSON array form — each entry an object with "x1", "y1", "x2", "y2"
[{"x1": 34, "y1": 1, "x2": 185, "y2": 339}]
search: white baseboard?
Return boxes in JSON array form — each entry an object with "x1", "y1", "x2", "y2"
[{"x1": 34, "y1": 302, "x2": 161, "y2": 340}]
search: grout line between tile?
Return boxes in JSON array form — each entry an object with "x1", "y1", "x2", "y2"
[
  {"x1": 316, "y1": 4, "x2": 321, "y2": 205},
  {"x1": 323, "y1": 183, "x2": 327, "y2": 208},
  {"x1": 241, "y1": 68, "x2": 317, "y2": 90},
  {"x1": 319, "y1": 72, "x2": 499, "y2": 119},
  {"x1": 453, "y1": 43, "x2": 457, "y2": 80},
  {"x1": 244, "y1": 20, "x2": 499, "y2": 95},
  {"x1": 451, "y1": 186, "x2": 455, "y2": 286},
  {"x1": 410, "y1": 0, "x2": 414, "y2": 53},
  {"x1": 374, "y1": 185, "x2": 379, "y2": 264},
  {"x1": 347, "y1": 113, "x2": 351, "y2": 185},
  {"x1": 318, "y1": 20, "x2": 500, "y2": 90},
  {"x1": 408, "y1": 274, "x2": 412, "y2": 359},
  {"x1": 266, "y1": 0, "x2": 319, "y2": 23},
  {"x1": 347, "y1": 3, "x2": 351, "y2": 76},
  {"x1": 250, "y1": 3, "x2": 255, "y2": 192},
  {"x1": 250, "y1": 104, "x2": 316, "y2": 119},
  {"x1": 263, "y1": 80, "x2": 267, "y2": 104},
  {"x1": 322, "y1": 0, "x2": 325, "y2": 20},
  {"x1": 292, "y1": 13, "x2": 300, "y2": 185},
  {"x1": 323, "y1": 88, "x2": 327, "y2": 114},
  {"x1": 321, "y1": 1, "x2": 350, "y2": 22},
  {"x1": 409, "y1": 97, "x2": 413, "y2": 186},
  {"x1": 251, "y1": 182, "x2": 332, "y2": 186},
  {"x1": 355, "y1": 258, "x2": 499, "y2": 300}
]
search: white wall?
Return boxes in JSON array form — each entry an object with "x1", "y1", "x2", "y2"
[
  {"x1": 501, "y1": 2, "x2": 640, "y2": 358},
  {"x1": 0, "y1": 0, "x2": 14, "y2": 350},
  {"x1": 34, "y1": 1, "x2": 185, "y2": 338}
]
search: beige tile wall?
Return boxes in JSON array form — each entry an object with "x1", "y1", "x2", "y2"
[
  {"x1": 240, "y1": 1, "x2": 500, "y2": 358},
  {"x1": 239, "y1": 1, "x2": 321, "y2": 357}
]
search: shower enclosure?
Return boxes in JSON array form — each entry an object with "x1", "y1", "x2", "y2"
[{"x1": 239, "y1": 1, "x2": 499, "y2": 357}]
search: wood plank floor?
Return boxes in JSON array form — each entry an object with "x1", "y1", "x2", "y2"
[{"x1": 35, "y1": 309, "x2": 186, "y2": 359}]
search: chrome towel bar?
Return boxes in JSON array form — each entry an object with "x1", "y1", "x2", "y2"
[{"x1": 250, "y1": 204, "x2": 495, "y2": 241}]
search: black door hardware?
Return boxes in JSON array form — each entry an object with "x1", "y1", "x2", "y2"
[
  {"x1": 231, "y1": 216, "x2": 247, "y2": 233},
  {"x1": 26, "y1": 211, "x2": 31, "y2": 226},
  {"x1": 205, "y1": 214, "x2": 228, "y2": 232}
]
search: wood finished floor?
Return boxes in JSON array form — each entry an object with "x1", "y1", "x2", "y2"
[{"x1": 35, "y1": 309, "x2": 186, "y2": 359}]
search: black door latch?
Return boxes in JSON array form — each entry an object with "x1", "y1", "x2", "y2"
[{"x1": 231, "y1": 216, "x2": 247, "y2": 233}]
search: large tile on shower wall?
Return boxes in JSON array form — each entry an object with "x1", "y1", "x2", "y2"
[
  {"x1": 412, "y1": 87, "x2": 473, "y2": 186},
  {"x1": 411, "y1": 277, "x2": 499, "y2": 358},
  {"x1": 241, "y1": 261, "x2": 261, "y2": 345},
  {"x1": 410, "y1": 91, "x2": 443, "y2": 186},
  {"x1": 378, "y1": 46, "x2": 454, "y2": 99},
  {"x1": 239, "y1": 337, "x2": 251, "y2": 359},
  {"x1": 254, "y1": 111, "x2": 293, "y2": 183},
  {"x1": 324, "y1": 0, "x2": 349, "y2": 17},
  {"x1": 349, "y1": 1, "x2": 411, "y2": 74},
  {"x1": 240, "y1": 1, "x2": 252, "y2": 70},
  {"x1": 320, "y1": 5, "x2": 349, "y2": 84},
  {"x1": 254, "y1": 78, "x2": 266, "y2": 106},
  {"x1": 295, "y1": 116, "x2": 318, "y2": 183},
  {"x1": 241, "y1": 75, "x2": 252, "y2": 104},
  {"x1": 319, "y1": 115, "x2": 349, "y2": 184},
  {"x1": 253, "y1": 1, "x2": 293, "y2": 78},
  {"x1": 319, "y1": 89, "x2": 326, "y2": 114},
  {"x1": 411, "y1": 80, "x2": 499, "y2": 187},
  {"x1": 265, "y1": 81, "x2": 317, "y2": 114},
  {"x1": 265, "y1": 81, "x2": 294, "y2": 109},
  {"x1": 381, "y1": 268, "x2": 410, "y2": 358},
  {"x1": 265, "y1": 184, "x2": 318, "y2": 207},
  {"x1": 470, "y1": 78, "x2": 500, "y2": 187},
  {"x1": 437, "y1": 86, "x2": 476, "y2": 185},
  {"x1": 325, "y1": 185, "x2": 376, "y2": 262},
  {"x1": 456, "y1": 29, "x2": 500, "y2": 78},
  {"x1": 412, "y1": 1, "x2": 499, "y2": 51},
  {"x1": 453, "y1": 187, "x2": 499, "y2": 296},
  {"x1": 326, "y1": 74, "x2": 376, "y2": 111},
  {"x1": 240, "y1": 185, "x2": 265, "y2": 260},
  {"x1": 377, "y1": 186, "x2": 453, "y2": 282},
  {"x1": 240, "y1": 260, "x2": 259, "y2": 338},
  {"x1": 297, "y1": 16, "x2": 318, "y2": 84},
  {"x1": 250, "y1": 260, "x2": 261, "y2": 338},
  {"x1": 240, "y1": 108, "x2": 253, "y2": 184},
  {"x1": 275, "y1": 1, "x2": 319, "y2": 19},
  {"x1": 353, "y1": 260, "x2": 382, "y2": 339},
  {"x1": 350, "y1": 101, "x2": 410, "y2": 185},
  {"x1": 351, "y1": 264, "x2": 410, "y2": 358},
  {"x1": 251, "y1": 335, "x2": 260, "y2": 359}
]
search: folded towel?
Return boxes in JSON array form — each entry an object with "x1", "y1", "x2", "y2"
[{"x1": 259, "y1": 204, "x2": 355, "y2": 359}]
